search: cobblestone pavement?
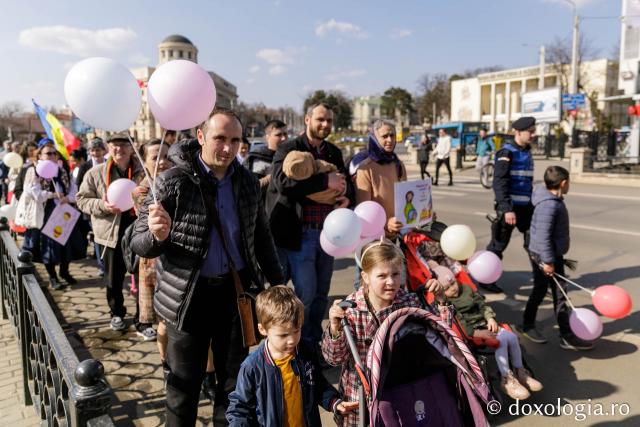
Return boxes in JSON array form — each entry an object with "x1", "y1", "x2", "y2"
[
  {"x1": 37, "y1": 257, "x2": 214, "y2": 426},
  {"x1": 0, "y1": 317, "x2": 44, "y2": 426}
]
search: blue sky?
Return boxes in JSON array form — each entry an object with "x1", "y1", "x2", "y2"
[{"x1": 0, "y1": 0, "x2": 622, "y2": 112}]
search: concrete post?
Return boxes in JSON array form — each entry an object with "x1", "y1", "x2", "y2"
[{"x1": 569, "y1": 147, "x2": 592, "y2": 179}]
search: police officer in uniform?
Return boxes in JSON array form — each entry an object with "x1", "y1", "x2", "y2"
[{"x1": 480, "y1": 116, "x2": 536, "y2": 293}]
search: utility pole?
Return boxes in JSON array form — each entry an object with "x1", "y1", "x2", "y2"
[
  {"x1": 570, "y1": 12, "x2": 580, "y2": 94},
  {"x1": 539, "y1": 45, "x2": 546, "y2": 90},
  {"x1": 432, "y1": 102, "x2": 436, "y2": 125}
]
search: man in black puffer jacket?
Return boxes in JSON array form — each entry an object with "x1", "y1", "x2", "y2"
[{"x1": 131, "y1": 109, "x2": 284, "y2": 426}]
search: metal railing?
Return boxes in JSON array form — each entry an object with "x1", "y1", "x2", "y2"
[
  {"x1": 584, "y1": 156, "x2": 640, "y2": 174},
  {"x1": 0, "y1": 219, "x2": 114, "y2": 427}
]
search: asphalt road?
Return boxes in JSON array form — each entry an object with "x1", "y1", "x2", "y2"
[{"x1": 321, "y1": 159, "x2": 639, "y2": 426}]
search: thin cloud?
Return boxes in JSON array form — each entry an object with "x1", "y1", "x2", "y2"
[
  {"x1": 333, "y1": 83, "x2": 347, "y2": 91},
  {"x1": 543, "y1": 0, "x2": 599, "y2": 7},
  {"x1": 269, "y1": 65, "x2": 287, "y2": 75},
  {"x1": 324, "y1": 69, "x2": 366, "y2": 81},
  {"x1": 391, "y1": 29, "x2": 412, "y2": 40},
  {"x1": 246, "y1": 77, "x2": 256, "y2": 84},
  {"x1": 249, "y1": 65, "x2": 261, "y2": 73},
  {"x1": 19, "y1": 25, "x2": 137, "y2": 57},
  {"x1": 315, "y1": 19, "x2": 368, "y2": 39},
  {"x1": 257, "y1": 48, "x2": 295, "y2": 64}
]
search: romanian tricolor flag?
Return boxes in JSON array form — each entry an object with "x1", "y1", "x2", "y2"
[{"x1": 32, "y1": 100, "x2": 81, "y2": 160}]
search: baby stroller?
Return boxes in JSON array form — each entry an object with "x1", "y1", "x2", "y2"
[
  {"x1": 401, "y1": 223, "x2": 535, "y2": 404},
  {"x1": 340, "y1": 302, "x2": 490, "y2": 426}
]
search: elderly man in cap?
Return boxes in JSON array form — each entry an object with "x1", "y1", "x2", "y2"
[
  {"x1": 76, "y1": 137, "x2": 108, "y2": 275},
  {"x1": 76, "y1": 133, "x2": 155, "y2": 339},
  {"x1": 480, "y1": 117, "x2": 536, "y2": 294}
]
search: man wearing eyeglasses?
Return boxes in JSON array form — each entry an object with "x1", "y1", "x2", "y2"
[{"x1": 480, "y1": 116, "x2": 536, "y2": 294}]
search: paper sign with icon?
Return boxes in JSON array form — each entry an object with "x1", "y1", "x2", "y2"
[{"x1": 41, "y1": 204, "x2": 81, "y2": 246}]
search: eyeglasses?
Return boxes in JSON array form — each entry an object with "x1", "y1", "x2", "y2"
[{"x1": 41, "y1": 151, "x2": 57, "y2": 157}]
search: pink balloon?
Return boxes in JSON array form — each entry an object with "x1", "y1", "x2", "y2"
[
  {"x1": 320, "y1": 230, "x2": 359, "y2": 258},
  {"x1": 36, "y1": 160, "x2": 59, "y2": 179},
  {"x1": 106, "y1": 179, "x2": 138, "y2": 212},
  {"x1": 354, "y1": 201, "x2": 387, "y2": 238},
  {"x1": 147, "y1": 60, "x2": 217, "y2": 130},
  {"x1": 592, "y1": 285, "x2": 633, "y2": 319},
  {"x1": 569, "y1": 308, "x2": 603, "y2": 341},
  {"x1": 467, "y1": 250, "x2": 503, "y2": 284}
]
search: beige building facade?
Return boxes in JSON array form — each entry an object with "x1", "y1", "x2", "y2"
[
  {"x1": 451, "y1": 59, "x2": 625, "y2": 133},
  {"x1": 351, "y1": 95, "x2": 410, "y2": 134},
  {"x1": 129, "y1": 34, "x2": 238, "y2": 141}
]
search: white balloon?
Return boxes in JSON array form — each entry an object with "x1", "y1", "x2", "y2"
[
  {"x1": 64, "y1": 57, "x2": 141, "y2": 131},
  {"x1": 323, "y1": 208, "x2": 362, "y2": 249},
  {"x1": 3, "y1": 152, "x2": 23, "y2": 169},
  {"x1": 440, "y1": 224, "x2": 476, "y2": 260},
  {"x1": 0, "y1": 203, "x2": 17, "y2": 221}
]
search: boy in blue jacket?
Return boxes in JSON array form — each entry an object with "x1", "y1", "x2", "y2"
[
  {"x1": 516, "y1": 166, "x2": 593, "y2": 351},
  {"x1": 226, "y1": 286, "x2": 357, "y2": 426}
]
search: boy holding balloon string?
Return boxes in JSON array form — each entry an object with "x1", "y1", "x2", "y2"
[{"x1": 516, "y1": 166, "x2": 594, "y2": 351}]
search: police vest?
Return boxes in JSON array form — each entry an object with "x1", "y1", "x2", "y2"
[{"x1": 503, "y1": 143, "x2": 534, "y2": 205}]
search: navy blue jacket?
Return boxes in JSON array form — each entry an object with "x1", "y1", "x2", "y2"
[
  {"x1": 492, "y1": 141, "x2": 534, "y2": 212},
  {"x1": 226, "y1": 340, "x2": 341, "y2": 427},
  {"x1": 528, "y1": 184, "x2": 570, "y2": 264}
]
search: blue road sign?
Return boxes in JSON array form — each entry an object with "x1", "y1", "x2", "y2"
[{"x1": 562, "y1": 93, "x2": 586, "y2": 110}]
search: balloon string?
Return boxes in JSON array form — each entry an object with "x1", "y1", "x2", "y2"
[
  {"x1": 126, "y1": 133, "x2": 157, "y2": 205},
  {"x1": 552, "y1": 275, "x2": 576, "y2": 311},
  {"x1": 553, "y1": 272, "x2": 594, "y2": 296},
  {"x1": 152, "y1": 129, "x2": 166, "y2": 192}
]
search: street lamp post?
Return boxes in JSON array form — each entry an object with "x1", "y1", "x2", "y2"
[{"x1": 564, "y1": 0, "x2": 579, "y2": 146}]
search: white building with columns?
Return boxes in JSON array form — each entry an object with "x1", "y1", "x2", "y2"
[
  {"x1": 128, "y1": 34, "x2": 238, "y2": 141},
  {"x1": 451, "y1": 58, "x2": 625, "y2": 133}
]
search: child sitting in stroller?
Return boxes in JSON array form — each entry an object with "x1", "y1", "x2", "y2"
[{"x1": 434, "y1": 265, "x2": 543, "y2": 400}]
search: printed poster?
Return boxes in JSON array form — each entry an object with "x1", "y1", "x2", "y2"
[
  {"x1": 394, "y1": 180, "x2": 433, "y2": 229},
  {"x1": 41, "y1": 204, "x2": 81, "y2": 246}
]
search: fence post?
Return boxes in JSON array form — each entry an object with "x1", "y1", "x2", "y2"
[
  {"x1": 17, "y1": 250, "x2": 35, "y2": 406},
  {"x1": 0, "y1": 218, "x2": 8, "y2": 320},
  {"x1": 72, "y1": 359, "x2": 112, "y2": 426}
]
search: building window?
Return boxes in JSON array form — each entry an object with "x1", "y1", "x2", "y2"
[
  {"x1": 188, "y1": 51, "x2": 192, "y2": 59},
  {"x1": 179, "y1": 50, "x2": 184, "y2": 58},
  {"x1": 169, "y1": 50, "x2": 173, "y2": 58},
  {"x1": 162, "y1": 50, "x2": 166, "y2": 58}
]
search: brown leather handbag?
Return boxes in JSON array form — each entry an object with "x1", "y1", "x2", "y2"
[{"x1": 211, "y1": 207, "x2": 261, "y2": 348}]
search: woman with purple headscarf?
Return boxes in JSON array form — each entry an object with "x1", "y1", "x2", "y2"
[{"x1": 349, "y1": 119, "x2": 406, "y2": 238}]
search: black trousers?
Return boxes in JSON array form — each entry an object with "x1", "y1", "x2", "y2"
[
  {"x1": 103, "y1": 214, "x2": 135, "y2": 318},
  {"x1": 165, "y1": 276, "x2": 248, "y2": 427},
  {"x1": 435, "y1": 158, "x2": 452, "y2": 184},
  {"x1": 419, "y1": 160, "x2": 431, "y2": 180},
  {"x1": 486, "y1": 204, "x2": 533, "y2": 259},
  {"x1": 524, "y1": 256, "x2": 571, "y2": 335}
]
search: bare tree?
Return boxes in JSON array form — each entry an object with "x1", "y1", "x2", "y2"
[
  {"x1": 0, "y1": 101, "x2": 25, "y2": 141},
  {"x1": 416, "y1": 73, "x2": 450, "y2": 125},
  {"x1": 545, "y1": 34, "x2": 601, "y2": 92}
]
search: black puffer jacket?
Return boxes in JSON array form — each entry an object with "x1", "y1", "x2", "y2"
[{"x1": 130, "y1": 139, "x2": 284, "y2": 329}]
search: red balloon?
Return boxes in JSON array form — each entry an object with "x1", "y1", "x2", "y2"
[{"x1": 592, "y1": 285, "x2": 633, "y2": 319}]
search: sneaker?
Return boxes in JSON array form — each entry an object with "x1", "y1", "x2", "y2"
[
  {"x1": 136, "y1": 326, "x2": 157, "y2": 341},
  {"x1": 501, "y1": 370, "x2": 530, "y2": 400},
  {"x1": 110, "y1": 316, "x2": 127, "y2": 331},
  {"x1": 202, "y1": 371, "x2": 217, "y2": 402},
  {"x1": 515, "y1": 367, "x2": 543, "y2": 392},
  {"x1": 59, "y1": 272, "x2": 77, "y2": 285},
  {"x1": 559, "y1": 334, "x2": 594, "y2": 351},
  {"x1": 49, "y1": 277, "x2": 66, "y2": 290},
  {"x1": 478, "y1": 282, "x2": 504, "y2": 293},
  {"x1": 514, "y1": 325, "x2": 548, "y2": 344}
]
